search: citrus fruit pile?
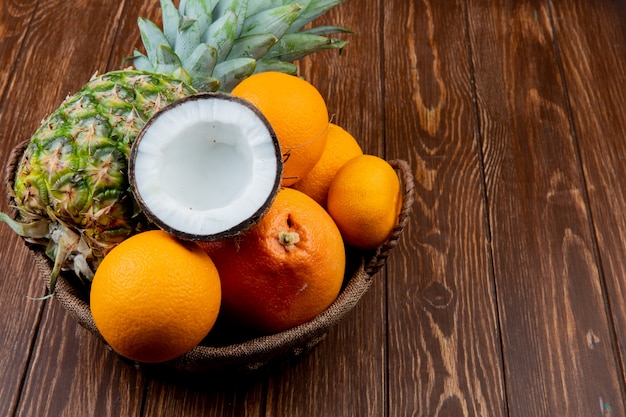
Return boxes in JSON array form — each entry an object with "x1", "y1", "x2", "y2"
[{"x1": 88, "y1": 72, "x2": 403, "y2": 364}]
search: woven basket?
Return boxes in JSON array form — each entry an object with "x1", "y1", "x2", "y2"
[{"x1": 5, "y1": 140, "x2": 414, "y2": 374}]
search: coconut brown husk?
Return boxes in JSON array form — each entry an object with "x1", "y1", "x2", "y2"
[{"x1": 5, "y1": 139, "x2": 415, "y2": 374}]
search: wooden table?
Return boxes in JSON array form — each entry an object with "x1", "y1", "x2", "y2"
[{"x1": 2, "y1": 0, "x2": 626, "y2": 416}]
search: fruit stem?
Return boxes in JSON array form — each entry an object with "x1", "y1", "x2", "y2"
[{"x1": 278, "y1": 231, "x2": 300, "y2": 252}]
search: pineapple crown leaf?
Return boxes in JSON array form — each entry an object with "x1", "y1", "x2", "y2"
[
  {"x1": 266, "y1": 33, "x2": 347, "y2": 62},
  {"x1": 300, "y1": 25, "x2": 354, "y2": 36},
  {"x1": 212, "y1": 57, "x2": 256, "y2": 91},
  {"x1": 183, "y1": 43, "x2": 219, "y2": 79},
  {"x1": 179, "y1": 0, "x2": 214, "y2": 33},
  {"x1": 213, "y1": 0, "x2": 248, "y2": 39},
  {"x1": 288, "y1": 0, "x2": 347, "y2": 33},
  {"x1": 241, "y1": 4, "x2": 302, "y2": 38},
  {"x1": 228, "y1": 34, "x2": 279, "y2": 60},
  {"x1": 179, "y1": 15, "x2": 198, "y2": 32},
  {"x1": 203, "y1": 11, "x2": 237, "y2": 61},
  {"x1": 134, "y1": 0, "x2": 350, "y2": 92},
  {"x1": 160, "y1": 0, "x2": 180, "y2": 45},
  {"x1": 138, "y1": 17, "x2": 170, "y2": 62},
  {"x1": 175, "y1": 18, "x2": 203, "y2": 61},
  {"x1": 151, "y1": 45, "x2": 195, "y2": 88},
  {"x1": 255, "y1": 58, "x2": 298, "y2": 75},
  {"x1": 131, "y1": 50, "x2": 154, "y2": 72},
  {"x1": 127, "y1": 49, "x2": 154, "y2": 71},
  {"x1": 180, "y1": 0, "x2": 219, "y2": 19},
  {"x1": 154, "y1": 44, "x2": 185, "y2": 75},
  {"x1": 191, "y1": 75, "x2": 221, "y2": 92},
  {"x1": 245, "y1": 0, "x2": 288, "y2": 18}
]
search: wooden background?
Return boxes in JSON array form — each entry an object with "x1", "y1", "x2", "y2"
[{"x1": 2, "y1": 0, "x2": 626, "y2": 415}]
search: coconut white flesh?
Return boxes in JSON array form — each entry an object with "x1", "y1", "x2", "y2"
[{"x1": 131, "y1": 93, "x2": 281, "y2": 239}]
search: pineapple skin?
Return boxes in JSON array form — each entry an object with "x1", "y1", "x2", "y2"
[{"x1": 10, "y1": 70, "x2": 196, "y2": 283}]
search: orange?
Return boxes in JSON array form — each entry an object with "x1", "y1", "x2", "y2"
[
  {"x1": 327, "y1": 155, "x2": 401, "y2": 249},
  {"x1": 231, "y1": 72, "x2": 329, "y2": 186},
  {"x1": 90, "y1": 230, "x2": 221, "y2": 363},
  {"x1": 292, "y1": 123, "x2": 363, "y2": 207},
  {"x1": 199, "y1": 188, "x2": 345, "y2": 334}
]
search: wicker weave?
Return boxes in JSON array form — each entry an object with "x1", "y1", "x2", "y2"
[{"x1": 5, "y1": 140, "x2": 414, "y2": 374}]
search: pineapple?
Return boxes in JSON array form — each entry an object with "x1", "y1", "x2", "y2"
[
  {"x1": 1, "y1": 0, "x2": 349, "y2": 292},
  {"x1": 1, "y1": 71, "x2": 195, "y2": 290}
]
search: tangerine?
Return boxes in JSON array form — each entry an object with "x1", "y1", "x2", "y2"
[
  {"x1": 199, "y1": 188, "x2": 345, "y2": 334},
  {"x1": 90, "y1": 230, "x2": 221, "y2": 363},
  {"x1": 292, "y1": 123, "x2": 363, "y2": 207},
  {"x1": 231, "y1": 72, "x2": 329, "y2": 186},
  {"x1": 327, "y1": 155, "x2": 402, "y2": 249}
]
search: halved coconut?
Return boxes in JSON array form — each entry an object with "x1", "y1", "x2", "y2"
[{"x1": 129, "y1": 92, "x2": 282, "y2": 240}]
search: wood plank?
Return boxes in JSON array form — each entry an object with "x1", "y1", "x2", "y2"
[
  {"x1": 383, "y1": 1, "x2": 507, "y2": 416},
  {"x1": 0, "y1": 0, "x2": 37, "y2": 100},
  {"x1": 1, "y1": 1, "x2": 151, "y2": 415},
  {"x1": 122, "y1": 3, "x2": 269, "y2": 416},
  {"x1": 550, "y1": 0, "x2": 626, "y2": 393},
  {"x1": 262, "y1": 1, "x2": 388, "y2": 416},
  {"x1": 265, "y1": 287, "x2": 387, "y2": 417},
  {"x1": 467, "y1": 0, "x2": 625, "y2": 415},
  {"x1": 142, "y1": 370, "x2": 266, "y2": 417},
  {"x1": 15, "y1": 302, "x2": 146, "y2": 417},
  {"x1": 4, "y1": 0, "x2": 626, "y2": 415},
  {"x1": 297, "y1": 2, "x2": 384, "y2": 154},
  {"x1": 0, "y1": 1, "x2": 81, "y2": 415},
  {"x1": 0, "y1": 5, "x2": 43, "y2": 391},
  {"x1": 0, "y1": 244, "x2": 46, "y2": 417}
]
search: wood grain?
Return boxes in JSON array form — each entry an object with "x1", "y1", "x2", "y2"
[
  {"x1": 0, "y1": 247, "x2": 45, "y2": 417},
  {"x1": 15, "y1": 302, "x2": 146, "y2": 417},
  {"x1": 1, "y1": 1, "x2": 149, "y2": 415},
  {"x1": 0, "y1": 5, "x2": 42, "y2": 415},
  {"x1": 262, "y1": 2, "x2": 388, "y2": 416},
  {"x1": 1, "y1": 0, "x2": 626, "y2": 415},
  {"x1": 384, "y1": 1, "x2": 506, "y2": 416},
  {"x1": 468, "y1": 0, "x2": 625, "y2": 415},
  {"x1": 141, "y1": 371, "x2": 266, "y2": 417},
  {"x1": 550, "y1": 0, "x2": 626, "y2": 390},
  {"x1": 0, "y1": 0, "x2": 37, "y2": 101}
]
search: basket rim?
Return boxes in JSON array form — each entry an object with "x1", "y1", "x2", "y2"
[{"x1": 6, "y1": 139, "x2": 415, "y2": 373}]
